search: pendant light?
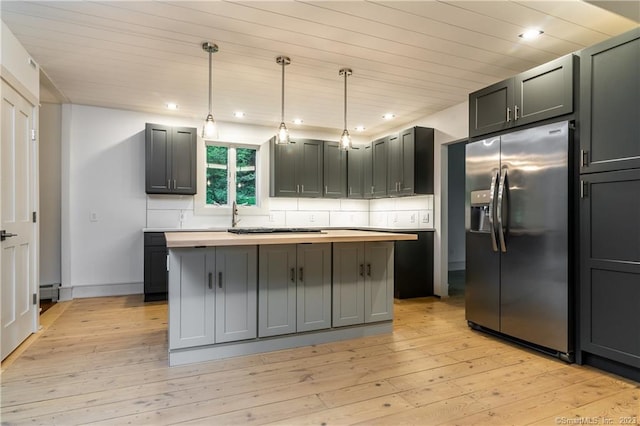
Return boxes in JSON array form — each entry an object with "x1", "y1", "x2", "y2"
[
  {"x1": 339, "y1": 68, "x2": 353, "y2": 150},
  {"x1": 275, "y1": 56, "x2": 291, "y2": 144},
  {"x1": 202, "y1": 42, "x2": 219, "y2": 139}
]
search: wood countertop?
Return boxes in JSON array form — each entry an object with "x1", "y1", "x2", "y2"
[{"x1": 165, "y1": 229, "x2": 417, "y2": 248}]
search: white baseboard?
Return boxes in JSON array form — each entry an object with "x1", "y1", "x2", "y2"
[{"x1": 58, "y1": 282, "x2": 143, "y2": 300}]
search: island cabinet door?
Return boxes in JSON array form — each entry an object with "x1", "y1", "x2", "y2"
[
  {"x1": 364, "y1": 242, "x2": 395, "y2": 323},
  {"x1": 168, "y1": 249, "x2": 215, "y2": 350},
  {"x1": 332, "y1": 243, "x2": 366, "y2": 327},
  {"x1": 296, "y1": 243, "x2": 332, "y2": 332},
  {"x1": 258, "y1": 245, "x2": 297, "y2": 337},
  {"x1": 214, "y1": 246, "x2": 258, "y2": 343}
]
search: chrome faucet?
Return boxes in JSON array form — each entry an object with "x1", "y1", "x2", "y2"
[{"x1": 231, "y1": 201, "x2": 240, "y2": 228}]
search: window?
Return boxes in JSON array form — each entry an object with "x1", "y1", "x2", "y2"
[{"x1": 205, "y1": 144, "x2": 257, "y2": 206}]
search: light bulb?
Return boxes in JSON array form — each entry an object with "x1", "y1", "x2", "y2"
[
  {"x1": 202, "y1": 113, "x2": 216, "y2": 139},
  {"x1": 276, "y1": 122, "x2": 290, "y2": 144},
  {"x1": 339, "y1": 129, "x2": 352, "y2": 151}
]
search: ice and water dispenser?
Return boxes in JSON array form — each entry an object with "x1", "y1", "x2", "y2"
[{"x1": 469, "y1": 189, "x2": 492, "y2": 232}]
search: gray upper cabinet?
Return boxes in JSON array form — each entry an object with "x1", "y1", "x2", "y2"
[
  {"x1": 363, "y1": 143, "x2": 374, "y2": 199},
  {"x1": 347, "y1": 144, "x2": 365, "y2": 199},
  {"x1": 579, "y1": 28, "x2": 640, "y2": 174},
  {"x1": 270, "y1": 138, "x2": 323, "y2": 197},
  {"x1": 371, "y1": 136, "x2": 388, "y2": 198},
  {"x1": 145, "y1": 123, "x2": 197, "y2": 195},
  {"x1": 323, "y1": 141, "x2": 347, "y2": 198},
  {"x1": 387, "y1": 127, "x2": 434, "y2": 196},
  {"x1": 469, "y1": 54, "x2": 575, "y2": 138}
]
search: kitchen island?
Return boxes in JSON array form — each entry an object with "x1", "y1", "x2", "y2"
[{"x1": 166, "y1": 229, "x2": 416, "y2": 366}]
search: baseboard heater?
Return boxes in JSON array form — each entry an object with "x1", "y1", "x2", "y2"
[{"x1": 39, "y1": 283, "x2": 60, "y2": 301}]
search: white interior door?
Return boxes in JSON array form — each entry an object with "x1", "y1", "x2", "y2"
[{"x1": 1, "y1": 80, "x2": 38, "y2": 360}]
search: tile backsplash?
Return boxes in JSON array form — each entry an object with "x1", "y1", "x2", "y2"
[{"x1": 146, "y1": 195, "x2": 433, "y2": 230}]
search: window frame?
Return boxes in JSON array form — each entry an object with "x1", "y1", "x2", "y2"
[{"x1": 195, "y1": 139, "x2": 270, "y2": 217}]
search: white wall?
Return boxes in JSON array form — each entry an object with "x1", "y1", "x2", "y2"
[
  {"x1": 60, "y1": 104, "x2": 436, "y2": 299},
  {"x1": 39, "y1": 103, "x2": 62, "y2": 286}
]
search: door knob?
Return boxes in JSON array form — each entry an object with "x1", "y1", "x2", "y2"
[{"x1": 1, "y1": 230, "x2": 18, "y2": 241}]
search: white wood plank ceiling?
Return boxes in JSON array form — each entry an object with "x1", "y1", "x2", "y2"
[{"x1": 2, "y1": 1, "x2": 637, "y2": 136}]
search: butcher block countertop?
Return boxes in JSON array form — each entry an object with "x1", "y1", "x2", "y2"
[{"x1": 165, "y1": 229, "x2": 417, "y2": 248}]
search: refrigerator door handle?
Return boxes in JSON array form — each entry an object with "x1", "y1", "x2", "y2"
[
  {"x1": 497, "y1": 168, "x2": 508, "y2": 252},
  {"x1": 488, "y1": 170, "x2": 499, "y2": 252}
]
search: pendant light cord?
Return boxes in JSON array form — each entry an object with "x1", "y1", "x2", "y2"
[
  {"x1": 281, "y1": 60, "x2": 285, "y2": 122},
  {"x1": 343, "y1": 71, "x2": 348, "y2": 130},
  {"x1": 208, "y1": 49, "x2": 213, "y2": 114}
]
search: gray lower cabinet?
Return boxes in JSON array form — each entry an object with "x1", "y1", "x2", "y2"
[
  {"x1": 144, "y1": 232, "x2": 167, "y2": 301},
  {"x1": 145, "y1": 123, "x2": 197, "y2": 195},
  {"x1": 296, "y1": 243, "x2": 332, "y2": 332},
  {"x1": 579, "y1": 167, "x2": 640, "y2": 369},
  {"x1": 258, "y1": 245, "x2": 297, "y2": 337},
  {"x1": 168, "y1": 246, "x2": 257, "y2": 350},
  {"x1": 258, "y1": 243, "x2": 331, "y2": 336},
  {"x1": 364, "y1": 242, "x2": 395, "y2": 323},
  {"x1": 332, "y1": 243, "x2": 366, "y2": 327},
  {"x1": 215, "y1": 246, "x2": 258, "y2": 343},
  {"x1": 469, "y1": 54, "x2": 574, "y2": 138},
  {"x1": 332, "y1": 242, "x2": 394, "y2": 327}
]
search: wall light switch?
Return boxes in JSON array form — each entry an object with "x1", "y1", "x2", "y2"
[{"x1": 410, "y1": 214, "x2": 416, "y2": 223}]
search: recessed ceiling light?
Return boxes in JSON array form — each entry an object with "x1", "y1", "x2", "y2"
[
  {"x1": 166, "y1": 103, "x2": 178, "y2": 110},
  {"x1": 233, "y1": 111, "x2": 245, "y2": 118},
  {"x1": 519, "y1": 29, "x2": 544, "y2": 40},
  {"x1": 382, "y1": 113, "x2": 395, "y2": 120},
  {"x1": 355, "y1": 125, "x2": 366, "y2": 132},
  {"x1": 293, "y1": 118, "x2": 303, "y2": 125}
]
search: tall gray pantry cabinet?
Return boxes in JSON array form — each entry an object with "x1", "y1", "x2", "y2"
[{"x1": 578, "y1": 28, "x2": 640, "y2": 379}]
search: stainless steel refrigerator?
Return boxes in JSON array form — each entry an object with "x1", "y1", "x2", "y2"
[{"x1": 465, "y1": 120, "x2": 572, "y2": 361}]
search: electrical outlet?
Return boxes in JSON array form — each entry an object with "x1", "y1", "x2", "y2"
[
  {"x1": 410, "y1": 214, "x2": 416, "y2": 223},
  {"x1": 310, "y1": 214, "x2": 316, "y2": 223},
  {"x1": 90, "y1": 212, "x2": 98, "y2": 222},
  {"x1": 269, "y1": 213, "x2": 275, "y2": 222}
]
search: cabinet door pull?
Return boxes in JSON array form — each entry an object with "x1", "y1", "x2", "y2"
[
  {"x1": 208, "y1": 272, "x2": 213, "y2": 289},
  {"x1": 514, "y1": 105, "x2": 519, "y2": 120},
  {"x1": 290, "y1": 267, "x2": 295, "y2": 283},
  {"x1": 297, "y1": 184, "x2": 300, "y2": 193},
  {"x1": 580, "y1": 180, "x2": 588, "y2": 199},
  {"x1": 506, "y1": 107, "x2": 511, "y2": 122},
  {"x1": 580, "y1": 149, "x2": 589, "y2": 168},
  {"x1": 359, "y1": 264, "x2": 364, "y2": 277},
  {"x1": 349, "y1": 187, "x2": 353, "y2": 196},
  {"x1": 167, "y1": 180, "x2": 171, "y2": 190},
  {"x1": 301, "y1": 184, "x2": 304, "y2": 193},
  {"x1": 325, "y1": 185, "x2": 328, "y2": 194},
  {"x1": 173, "y1": 179, "x2": 176, "y2": 189},
  {"x1": 299, "y1": 267, "x2": 304, "y2": 282},
  {"x1": 218, "y1": 271, "x2": 223, "y2": 288},
  {"x1": 367, "y1": 264, "x2": 371, "y2": 277}
]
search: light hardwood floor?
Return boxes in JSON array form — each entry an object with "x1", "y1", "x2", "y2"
[{"x1": 1, "y1": 295, "x2": 638, "y2": 425}]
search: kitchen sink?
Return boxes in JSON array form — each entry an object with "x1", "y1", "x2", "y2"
[{"x1": 227, "y1": 227, "x2": 323, "y2": 234}]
